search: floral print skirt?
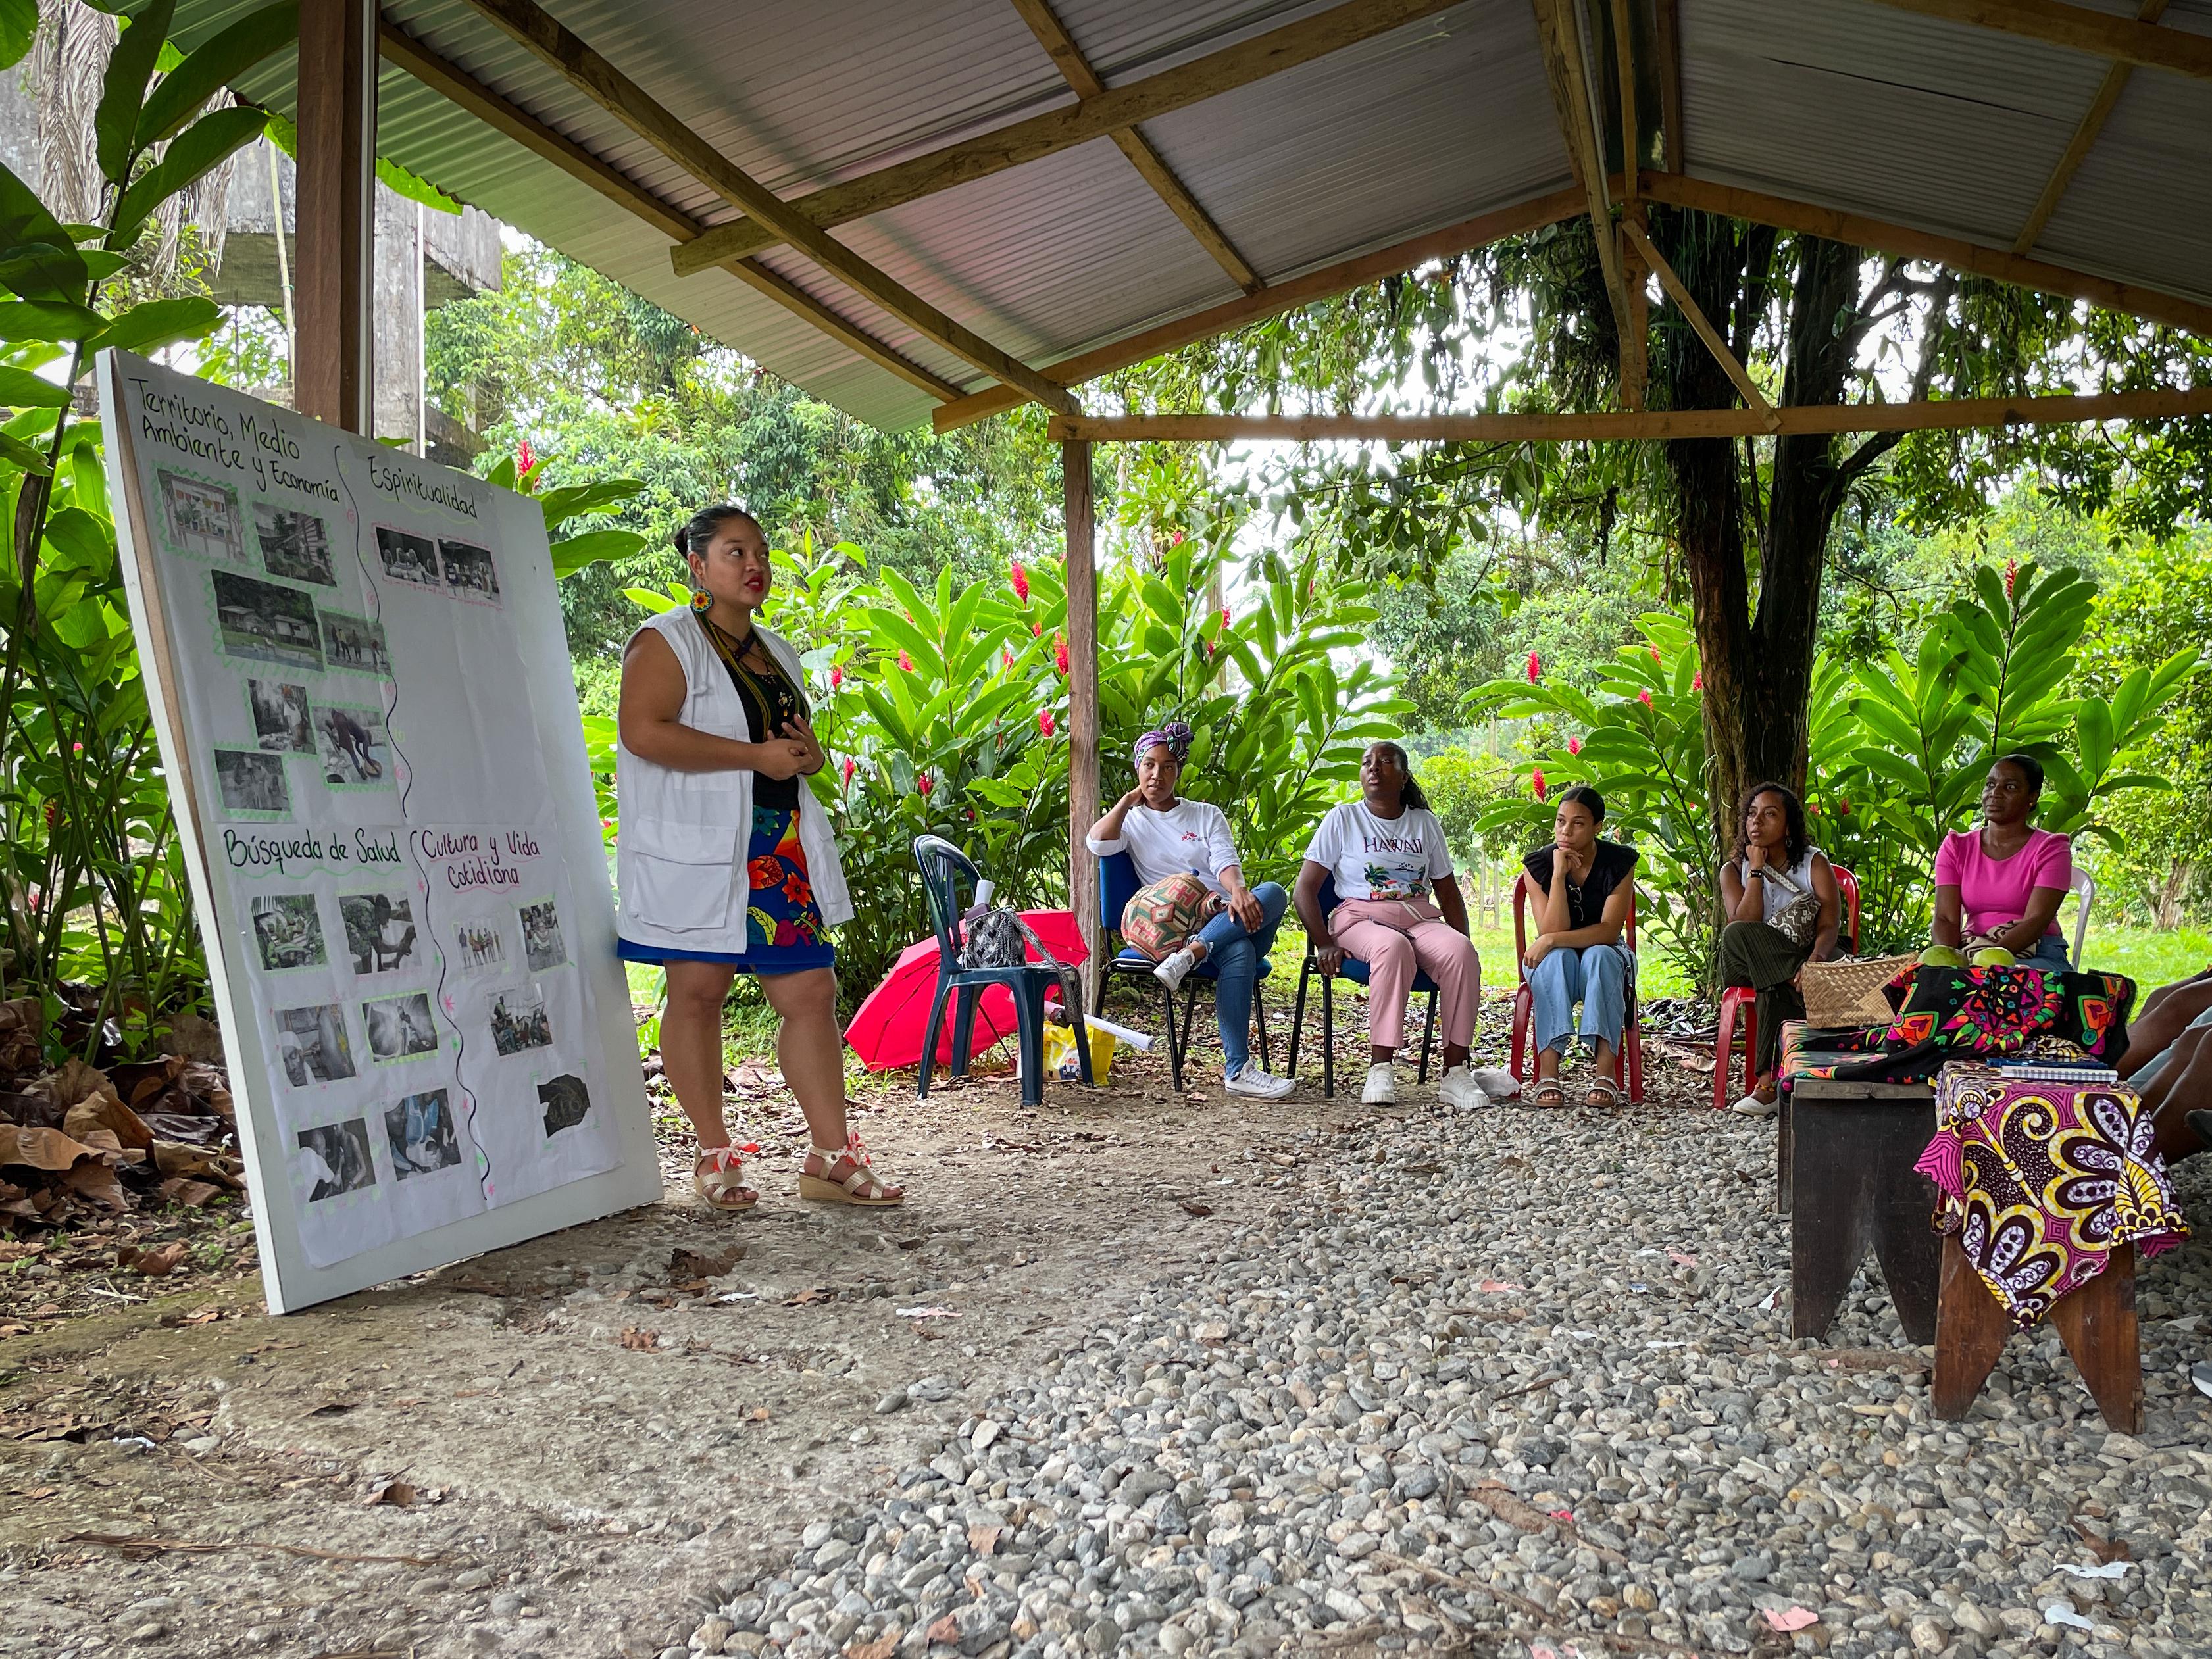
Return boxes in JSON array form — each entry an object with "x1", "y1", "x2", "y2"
[{"x1": 617, "y1": 806, "x2": 836, "y2": 976}]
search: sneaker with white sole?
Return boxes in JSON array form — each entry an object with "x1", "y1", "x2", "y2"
[
  {"x1": 1361, "y1": 1062, "x2": 1397, "y2": 1105},
  {"x1": 1436, "y1": 1064, "x2": 1488, "y2": 1110},
  {"x1": 1470, "y1": 1066, "x2": 1519, "y2": 1102},
  {"x1": 1153, "y1": 946, "x2": 1199, "y2": 993},
  {"x1": 1225, "y1": 1066, "x2": 1295, "y2": 1100},
  {"x1": 1729, "y1": 1089, "x2": 1779, "y2": 1118}
]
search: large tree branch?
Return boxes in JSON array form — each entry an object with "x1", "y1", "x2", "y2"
[{"x1": 1833, "y1": 269, "x2": 1960, "y2": 499}]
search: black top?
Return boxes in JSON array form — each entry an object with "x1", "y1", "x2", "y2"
[
  {"x1": 1522, "y1": 840, "x2": 1638, "y2": 932},
  {"x1": 699, "y1": 614, "x2": 803, "y2": 812}
]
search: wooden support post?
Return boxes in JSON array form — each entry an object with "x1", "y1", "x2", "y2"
[
  {"x1": 1620, "y1": 205, "x2": 1649, "y2": 412},
  {"x1": 1063, "y1": 439, "x2": 1101, "y2": 1010},
  {"x1": 295, "y1": 0, "x2": 376, "y2": 432}
]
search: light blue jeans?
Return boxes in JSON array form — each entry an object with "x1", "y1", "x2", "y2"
[
  {"x1": 2018, "y1": 931, "x2": 2069, "y2": 968},
  {"x1": 1528, "y1": 943, "x2": 1633, "y2": 1056},
  {"x1": 1194, "y1": 881, "x2": 1287, "y2": 1077},
  {"x1": 2136, "y1": 1004, "x2": 2212, "y2": 1091}
]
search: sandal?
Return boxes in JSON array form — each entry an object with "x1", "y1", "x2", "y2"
[
  {"x1": 1584, "y1": 1076, "x2": 1621, "y2": 1108},
  {"x1": 799, "y1": 1131, "x2": 905, "y2": 1207},
  {"x1": 1528, "y1": 1079, "x2": 1567, "y2": 1108},
  {"x1": 693, "y1": 1144, "x2": 759, "y2": 1211}
]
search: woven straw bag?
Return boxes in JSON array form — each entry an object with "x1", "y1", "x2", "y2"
[{"x1": 1799, "y1": 954, "x2": 1916, "y2": 1026}]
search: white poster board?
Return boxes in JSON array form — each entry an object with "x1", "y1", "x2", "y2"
[{"x1": 99, "y1": 352, "x2": 661, "y2": 1313}]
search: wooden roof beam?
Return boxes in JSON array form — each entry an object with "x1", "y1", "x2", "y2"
[
  {"x1": 1639, "y1": 172, "x2": 2212, "y2": 339},
  {"x1": 2013, "y1": 0, "x2": 2169, "y2": 255},
  {"x1": 1622, "y1": 218, "x2": 1774, "y2": 428},
  {"x1": 461, "y1": 0, "x2": 1078, "y2": 413},
  {"x1": 666, "y1": 0, "x2": 1462, "y2": 279},
  {"x1": 929, "y1": 187, "x2": 1586, "y2": 433},
  {"x1": 1653, "y1": 0, "x2": 1684, "y2": 171},
  {"x1": 1008, "y1": 0, "x2": 1261, "y2": 295},
  {"x1": 375, "y1": 20, "x2": 963, "y2": 403},
  {"x1": 1044, "y1": 387, "x2": 2212, "y2": 443},
  {"x1": 1857, "y1": 0, "x2": 2212, "y2": 80},
  {"x1": 1530, "y1": 0, "x2": 1638, "y2": 408}
]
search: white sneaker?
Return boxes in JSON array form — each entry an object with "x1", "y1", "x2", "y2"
[
  {"x1": 1225, "y1": 1066, "x2": 1295, "y2": 1100},
  {"x1": 1470, "y1": 1066, "x2": 1520, "y2": 1102},
  {"x1": 1436, "y1": 1064, "x2": 1487, "y2": 1110},
  {"x1": 1361, "y1": 1063, "x2": 1397, "y2": 1105},
  {"x1": 1730, "y1": 1090, "x2": 1779, "y2": 1118},
  {"x1": 1153, "y1": 947, "x2": 1199, "y2": 992}
]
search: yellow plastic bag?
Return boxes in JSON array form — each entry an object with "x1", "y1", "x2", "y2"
[{"x1": 1043, "y1": 1021, "x2": 1115, "y2": 1085}]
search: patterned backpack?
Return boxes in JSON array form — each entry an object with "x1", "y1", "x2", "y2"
[{"x1": 1119, "y1": 874, "x2": 1221, "y2": 961}]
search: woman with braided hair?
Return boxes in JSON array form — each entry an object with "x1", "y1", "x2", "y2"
[
  {"x1": 1086, "y1": 720, "x2": 1296, "y2": 1099},
  {"x1": 616, "y1": 504, "x2": 903, "y2": 1211}
]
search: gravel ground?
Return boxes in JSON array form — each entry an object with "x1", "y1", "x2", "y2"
[
  {"x1": 687, "y1": 1077, "x2": 2212, "y2": 1659},
  {"x1": 5, "y1": 995, "x2": 2210, "y2": 1659}
]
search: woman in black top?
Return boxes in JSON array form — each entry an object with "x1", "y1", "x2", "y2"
[{"x1": 1521, "y1": 784, "x2": 1638, "y2": 1106}]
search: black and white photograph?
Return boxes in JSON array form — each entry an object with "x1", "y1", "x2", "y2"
[
  {"x1": 274, "y1": 1003, "x2": 355, "y2": 1086},
  {"x1": 453, "y1": 919, "x2": 505, "y2": 972},
  {"x1": 489, "y1": 987, "x2": 552, "y2": 1057},
  {"x1": 438, "y1": 539, "x2": 501, "y2": 603},
  {"x1": 250, "y1": 893, "x2": 326, "y2": 971},
  {"x1": 214, "y1": 747, "x2": 291, "y2": 816},
  {"x1": 339, "y1": 892, "x2": 419, "y2": 975},
  {"x1": 538, "y1": 1073, "x2": 591, "y2": 1137},
  {"x1": 212, "y1": 569, "x2": 323, "y2": 671},
  {"x1": 374, "y1": 526, "x2": 440, "y2": 587},
  {"x1": 317, "y1": 703, "x2": 393, "y2": 787},
  {"x1": 518, "y1": 899, "x2": 566, "y2": 971},
  {"x1": 362, "y1": 990, "x2": 438, "y2": 1062},
  {"x1": 384, "y1": 1088, "x2": 461, "y2": 1179},
  {"x1": 320, "y1": 610, "x2": 391, "y2": 676},
  {"x1": 297, "y1": 1119, "x2": 376, "y2": 1202},
  {"x1": 247, "y1": 678, "x2": 314, "y2": 753},
  {"x1": 159, "y1": 469, "x2": 245, "y2": 562},
  {"x1": 254, "y1": 505, "x2": 336, "y2": 585}
]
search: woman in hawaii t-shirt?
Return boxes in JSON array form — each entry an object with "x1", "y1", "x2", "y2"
[{"x1": 1295, "y1": 742, "x2": 1515, "y2": 1109}]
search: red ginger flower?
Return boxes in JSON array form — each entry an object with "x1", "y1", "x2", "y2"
[
  {"x1": 898, "y1": 650, "x2": 914, "y2": 672},
  {"x1": 917, "y1": 773, "x2": 932, "y2": 797},
  {"x1": 1011, "y1": 561, "x2": 1030, "y2": 603},
  {"x1": 1638, "y1": 688, "x2": 1653, "y2": 706},
  {"x1": 1220, "y1": 605, "x2": 1232, "y2": 629},
  {"x1": 1532, "y1": 767, "x2": 1547, "y2": 801},
  {"x1": 1037, "y1": 708, "x2": 1056, "y2": 737},
  {"x1": 1649, "y1": 647, "x2": 1662, "y2": 663},
  {"x1": 1032, "y1": 621, "x2": 1043, "y2": 637},
  {"x1": 1526, "y1": 651, "x2": 1541, "y2": 684},
  {"x1": 1053, "y1": 635, "x2": 1069, "y2": 675},
  {"x1": 516, "y1": 438, "x2": 535, "y2": 476},
  {"x1": 1002, "y1": 649, "x2": 1015, "y2": 669},
  {"x1": 1567, "y1": 736, "x2": 1582, "y2": 756},
  {"x1": 1692, "y1": 670, "x2": 1703, "y2": 691},
  {"x1": 840, "y1": 756, "x2": 855, "y2": 787},
  {"x1": 2003, "y1": 558, "x2": 2019, "y2": 600},
  {"x1": 830, "y1": 665, "x2": 843, "y2": 689}
]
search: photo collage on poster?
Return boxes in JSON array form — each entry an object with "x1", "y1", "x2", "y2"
[{"x1": 153, "y1": 462, "x2": 595, "y2": 1243}]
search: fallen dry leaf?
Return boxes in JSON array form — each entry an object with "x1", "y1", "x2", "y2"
[
  {"x1": 121, "y1": 1241, "x2": 188, "y2": 1277},
  {"x1": 2072, "y1": 1508, "x2": 2131, "y2": 1565},
  {"x1": 749, "y1": 1406, "x2": 770, "y2": 1422},
  {"x1": 967, "y1": 1523, "x2": 1002, "y2": 1556},
  {"x1": 618, "y1": 1326, "x2": 660, "y2": 1352},
  {"x1": 926, "y1": 1615, "x2": 961, "y2": 1645},
  {"x1": 785, "y1": 1286, "x2": 832, "y2": 1306},
  {"x1": 670, "y1": 1245, "x2": 742, "y2": 1280},
  {"x1": 1177, "y1": 1199, "x2": 1213, "y2": 1217},
  {"x1": 364, "y1": 1478, "x2": 416, "y2": 1507},
  {"x1": 845, "y1": 1631, "x2": 900, "y2": 1659}
]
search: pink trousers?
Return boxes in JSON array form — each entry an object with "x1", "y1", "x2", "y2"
[{"x1": 1329, "y1": 898, "x2": 1480, "y2": 1050}]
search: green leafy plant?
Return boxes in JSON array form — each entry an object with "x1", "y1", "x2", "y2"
[{"x1": 0, "y1": 0, "x2": 295, "y2": 1058}]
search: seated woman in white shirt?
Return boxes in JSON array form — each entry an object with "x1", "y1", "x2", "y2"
[
  {"x1": 1086, "y1": 721, "x2": 1295, "y2": 1099},
  {"x1": 1295, "y1": 742, "x2": 1517, "y2": 1110}
]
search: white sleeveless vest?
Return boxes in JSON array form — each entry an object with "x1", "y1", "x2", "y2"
[{"x1": 613, "y1": 607, "x2": 853, "y2": 954}]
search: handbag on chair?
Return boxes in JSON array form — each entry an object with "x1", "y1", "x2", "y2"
[{"x1": 1119, "y1": 874, "x2": 1221, "y2": 960}]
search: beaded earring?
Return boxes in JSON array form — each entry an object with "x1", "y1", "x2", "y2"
[{"x1": 689, "y1": 585, "x2": 713, "y2": 614}]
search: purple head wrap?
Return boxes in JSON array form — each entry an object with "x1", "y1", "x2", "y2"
[{"x1": 1134, "y1": 720, "x2": 1192, "y2": 768}]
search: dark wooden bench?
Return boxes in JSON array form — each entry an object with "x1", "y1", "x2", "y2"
[{"x1": 1784, "y1": 1067, "x2": 2145, "y2": 1431}]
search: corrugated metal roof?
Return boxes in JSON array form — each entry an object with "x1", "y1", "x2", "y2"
[{"x1": 171, "y1": 0, "x2": 2212, "y2": 433}]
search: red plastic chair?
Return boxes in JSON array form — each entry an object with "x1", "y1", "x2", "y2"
[
  {"x1": 1507, "y1": 872, "x2": 1644, "y2": 1104},
  {"x1": 1712, "y1": 864, "x2": 1860, "y2": 1110}
]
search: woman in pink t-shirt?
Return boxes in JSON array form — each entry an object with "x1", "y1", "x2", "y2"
[{"x1": 1932, "y1": 753, "x2": 2073, "y2": 968}]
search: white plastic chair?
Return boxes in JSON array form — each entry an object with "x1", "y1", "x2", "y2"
[{"x1": 2067, "y1": 866, "x2": 2095, "y2": 970}]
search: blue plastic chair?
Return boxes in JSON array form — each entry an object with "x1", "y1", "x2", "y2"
[
  {"x1": 1285, "y1": 872, "x2": 1439, "y2": 1099},
  {"x1": 1094, "y1": 851, "x2": 1272, "y2": 1092},
  {"x1": 913, "y1": 835, "x2": 1092, "y2": 1106}
]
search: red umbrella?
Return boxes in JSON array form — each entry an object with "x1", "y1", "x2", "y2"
[{"x1": 843, "y1": 909, "x2": 1088, "y2": 1073}]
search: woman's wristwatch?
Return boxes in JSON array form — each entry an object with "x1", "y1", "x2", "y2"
[{"x1": 1748, "y1": 867, "x2": 1767, "y2": 879}]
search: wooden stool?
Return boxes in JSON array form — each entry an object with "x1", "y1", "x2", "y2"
[
  {"x1": 1788, "y1": 1078, "x2": 1942, "y2": 1344},
  {"x1": 1932, "y1": 1233, "x2": 2142, "y2": 1431}
]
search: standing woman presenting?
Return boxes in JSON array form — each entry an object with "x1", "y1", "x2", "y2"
[{"x1": 616, "y1": 505, "x2": 903, "y2": 1210}]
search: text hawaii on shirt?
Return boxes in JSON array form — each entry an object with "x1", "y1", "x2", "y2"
[{"x1": 1304, "y1": 802, "x2": 1453, "y2": 903}]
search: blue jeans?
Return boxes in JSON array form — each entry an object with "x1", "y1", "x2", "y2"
[
  {"x1": 2019, "y1": 931, "x2": 2069, "y2": 968},
  {"x1": 2136, "y1": 1004, "x2": 2212, "y2": 1091},
  {"x1": 1528, "y1": 943, "x2": 1632, "y2": 1056},
  {"x1": 1194, "y1": 881, "x2": 1287, "y2": 1076}
]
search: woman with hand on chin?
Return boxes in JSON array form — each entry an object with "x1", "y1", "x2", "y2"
[
  {"x1": 1521, "y1": 785, "x2": 1638, "y2": 1107},
  {"x1": 1087, "y1": 722, "x2": 1295, "y2": 1099},
  {"x1": 1717, "y1": 782, "x2": 1840, "y2": 1118},
  {"x1": 616, "y1": 505, "x2": 902, "y2": 1212},
  {"x1": 1296, "y1": 742, "x2": 1515, "y2": 1109},
  {"x1": 1932, "y1": 753, "x2": 2073, "y2": 969}
]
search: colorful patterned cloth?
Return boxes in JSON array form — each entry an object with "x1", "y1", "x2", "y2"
[
  {"x1": 1778, "y1": 962, "x2": 2134, "y2": 1089},
  {"x1": 1917, "y1": 1064, "x2": 2187, "y2": 1328},
  {"x1": 618, "y1": 806, "x2": 834, "y2": 974}
]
